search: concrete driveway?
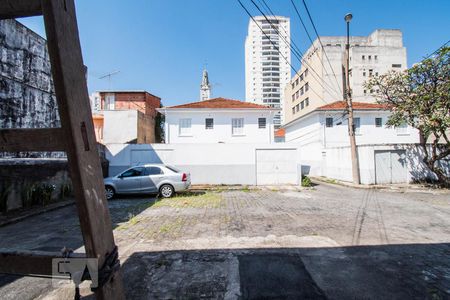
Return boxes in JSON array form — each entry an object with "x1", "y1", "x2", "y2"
[{"x1": 0, "y1": 183, "x2": 449, "y2": 299}]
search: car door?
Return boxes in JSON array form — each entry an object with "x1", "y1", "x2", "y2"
[
  {"x1": 115, "y1": 167, "x2": 144, "y2": 193},
  {"x1": 140, "y1": 166, "x2": 164, "y2": 193}
]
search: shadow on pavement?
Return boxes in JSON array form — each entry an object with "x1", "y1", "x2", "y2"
[{"x1": 121, "y1": 243, "x2": 450, "y2": 299}]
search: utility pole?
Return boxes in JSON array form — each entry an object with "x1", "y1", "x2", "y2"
[{"x1": 344, "y1": 13, "x2": 360, "y2": 184}]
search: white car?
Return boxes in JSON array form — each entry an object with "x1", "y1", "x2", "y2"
[{"x1": 103, "y1": 164, "x2": 191, "y2": 199}]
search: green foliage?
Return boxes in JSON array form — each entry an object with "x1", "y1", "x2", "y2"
[
  {"x1": 32, "y1": 184, "x2": 55, "y2": 206},
  {"x1": 59, "y1": 182, "x2": 72, "y2": 200},
  {"x1": 365, "y1": 46, "x2": 450, "y2": 186},
  {"x1": 155, "y1": 102, "x2": 165, "y2": 143},
  {"x1": 301, "y1": 175, "x2": 312, "y2": 187},
  {"x1": 0, "y1": 182, "x2": 11, "y2": 213}
]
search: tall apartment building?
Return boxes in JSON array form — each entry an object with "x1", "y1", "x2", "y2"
[
  {"x1": 245, "y1": 16, "x2": 291, "y2": 128},
  {"x1": 284, "y1": 29, "x2": 407, "y2": 124}
]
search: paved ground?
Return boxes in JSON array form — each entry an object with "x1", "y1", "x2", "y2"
[{"x1": 0, "y1": 183, "x2": 450, "y2": 299}]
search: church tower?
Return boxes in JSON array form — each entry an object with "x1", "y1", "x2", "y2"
[{"x1": 200, "y1": 69, "x2": 211, "y2": 101}]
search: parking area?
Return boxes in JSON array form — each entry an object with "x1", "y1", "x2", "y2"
[{"x1": 0, "y1": 183, "x2": 450, "y2": 299}]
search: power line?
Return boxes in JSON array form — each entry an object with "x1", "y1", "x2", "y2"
[
  {"x1": 258, "y1": 0, "x2": 342, "y2": 99},
  {"x1": 423, "y1": 39, "x2": 450, "y2": 59},
  {"x1": 247, "y1": 0, "x2": 342, "y2": 100},
  {"x1": 237, "y1": 0, "x2": 324, "y2": 102},
  {"x1": 301, "y1": 0, "x2": 344, "y2": 96},
  {"x1": 251, "y1": 0, "x2": 340, "y2": 97}
]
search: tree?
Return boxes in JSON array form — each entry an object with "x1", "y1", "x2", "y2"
[
  {"x1": 155, "y1": 102, "x2": 165, "y2": 143},
  {"x1": 365, "y1": 46, "x2": 450, "y2": 186}
]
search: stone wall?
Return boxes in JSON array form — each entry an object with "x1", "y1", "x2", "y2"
[{"x1": 0, "y1": 19, "x2": 62, "y2": 158}]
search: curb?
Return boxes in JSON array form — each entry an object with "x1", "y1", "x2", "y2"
[
  {"x1": 310, "y1": 176, "x2": 450, "y2": 194},
  {"x1": 0, "y1": 199, "x2": 75, "y2": 227}
]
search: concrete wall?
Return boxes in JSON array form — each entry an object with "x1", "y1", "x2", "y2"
[
  {"x1": 165, "y1": 110, "x2": 275, "y2": 144},
  {"x1": 102, "y1": 110, "x2": 138, "y2": 144},
  {"x1": 137, "y1": 111, "x2": 156, "y2": 144},
  {"x1": 105, "y1": 143, "x2": 301, "y2": 185},
  {"x1": 303, "y1": 144, "x2": 450, "y2": 185},
  {"x1": 0, "y1": 159, "x2": 71, "y2": 212}
]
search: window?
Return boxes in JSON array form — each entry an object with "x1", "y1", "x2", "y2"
[
  {"x1": 305, "y1": 82, "x2": 309, "y2": 91},
  {"x1": 205, "y1": 118, "x2": 214, "y2": 129},
  {"x1": 301, "y1": 101, "x2": 304, "y2": 109},
  {"x1": 362, "y1": 55, "x2": 365, "y2": 60},
  {"x1": 396, "y1": 122, "x2": 408, "y2": 134},
  {"x1": 292, "y1": 107, "x2": 295, "y2": 114},
  {"x1": 304, "y1": 69, "x2": 308, "y2": 77},
  {"x1": 105, "y1": 93, "x2": 115, "y2": 110},
  {"x1": 232, "y1": 118, "x2": 244, "y2": 135},
  {"x1": 369, "y1": 69, "x2": 373, "y2": 77},
  {"x1": 375, "y1": 118, "x2": 382, "y2": 127},
  {"x1": 354, "y1": 117, "x2": 361, "y2": 134},
  {"x1": 120, "y1": 167, "x2": 144, "y2": 178},
  {"x1": 326, "y1": 117, "x2": 333, "y2": 128},
  {"x1": 363, "y1": 71, "x2": 366, "y2": 77},
  {"x1": 144, "y1": 167, "x2": 163, "y2": 175},
  {"x1": 392, "y1": 64, "x2": 402, "y2": 68},
  {"x1": 179, "y1": 118, "x2": 192, "y2": 136},
  {"x1": 368, "y1": 55, "x2": 372, "y2": 60},
  {"x1": 374, "y1": 55, "x2": 378, "y2": 60},
  {"x1": 296, "y1": 104, "x2": 299, "y2": 112},
  {"x1": 258, "y1": 118, "x2": 266, "y2": 129},
  {"x1": 305, "y1": 98, "x2": 309, "y2": 107},
  {"x1": 291, "y1": 94, "x2": 295, "y2": 101}
]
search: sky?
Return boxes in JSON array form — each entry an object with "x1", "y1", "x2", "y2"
[{"x1": 18, "y1": 0, "x2": 450, "y2": 106}]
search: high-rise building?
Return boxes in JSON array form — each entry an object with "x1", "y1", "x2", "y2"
[
  {"x1": 245, "y1": 16, "x2": 291, "y2": 128},
  {"x1": 200, "y1": 69, "x2": 211, "y2": 101},
  {"x1": 284, "y1": 29, "x2": 407, "y2": 124}
]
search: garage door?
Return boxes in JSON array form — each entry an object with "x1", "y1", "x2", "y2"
[
  {"x1": 375, "y1": 150, "x2": 407, "y2": 184},
  {"x1": 256, "y1": 149, "x2": 298, "y2": 185}
]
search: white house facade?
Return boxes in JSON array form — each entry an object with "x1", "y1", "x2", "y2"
[
  {"x1": 158, "y1": 98, "x2": 278, "y2": 144},
  {"x1": 284, "y1": 101, "x2": 425, "y2": 184}
]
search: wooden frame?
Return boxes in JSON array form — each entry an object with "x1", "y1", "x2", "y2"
[{"x1": 0, "y1": 0, "x2": 124, "y2": 299}]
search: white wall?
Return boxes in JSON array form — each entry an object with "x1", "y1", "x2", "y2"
[
  {"x1": 285, "y1": 111, "x2": 420, "y2": 147},
  {"x1": 322, "y1": 144, "x2": 450, "y2": 185},
  {"x1": 105, "y1": 143, "x2": 301, "y2": 185},
  {"x1": 103, "y1": 110, "x2": 137, "y2": 144},
  {"x1": 165, "y1": 110, "x2": 275, "y2": 144}
]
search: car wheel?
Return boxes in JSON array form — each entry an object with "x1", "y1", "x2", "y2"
[
  {"x1": 159, "y1": 184, "x2": 174, "y2": 198},
  {"x1": 105, "y1": 186, "x2": 115, "y2": 200}
]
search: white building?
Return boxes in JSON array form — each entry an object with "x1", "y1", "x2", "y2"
[
  {"x1": 284, "y1": 101, "x2": 422, "y2": 184},
  {"x1": 284, "y1": 29, "x2": 407, "y2": 125},
  {"x1": 200, "y1": 69, "x2": 211, "y2": 101},
  {"x1": 158, "y1": 97, "x2": 278, "y2": 144},
  {"x1": 245, "y1": 16, "x2": 291, "y2": 128}
]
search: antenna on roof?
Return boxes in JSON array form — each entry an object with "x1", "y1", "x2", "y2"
[{"x1": 98, "y1": 70, "x2": 120, "y2": 90}]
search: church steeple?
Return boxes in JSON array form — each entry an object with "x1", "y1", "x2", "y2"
[{"x1": 200, "y1": 69, "x2": 211, "y2": 101}]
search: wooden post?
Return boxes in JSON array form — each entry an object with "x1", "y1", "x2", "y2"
[
  {"x1": 40, "y1": 0, "x2": 124, "y2": 298},
  {"x1": 0, "y1": 0, "x2": 125, "y2": 298}
]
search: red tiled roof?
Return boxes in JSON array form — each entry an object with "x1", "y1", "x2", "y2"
[
  {"x1": 167, "y1": 97, "x2": 272, "y2": 109},
  {"x1": 317, "y1": 101, "x2": 389, "y2": 110},
  {"x1": 275, "y1": 128, "x2": 285, "y2": 138}
]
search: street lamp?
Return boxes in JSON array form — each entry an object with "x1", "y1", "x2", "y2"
[{"x1": 343, "y1": 12, "x2": 360, "y2": 184}]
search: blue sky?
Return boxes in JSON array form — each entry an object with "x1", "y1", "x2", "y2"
[{"x1": 18, "y1": 0, "x2": 450, "y2": 106}]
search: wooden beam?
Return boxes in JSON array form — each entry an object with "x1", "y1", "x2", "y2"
[
  {"x1": 0, "y1": 250, "x2": 85, "y2": 277},
  {"x1": 41, "y1": 0, "x2": 124, "y2": 299},
  {"x1": 0, "y1": 0, "x2": 42, "y2": 19},
  {"x1": 0, "y1": 128, "x2": 66, "y2": 152}
]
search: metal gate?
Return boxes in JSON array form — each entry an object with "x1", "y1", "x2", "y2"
[
  {"x1": 256, "y1": 149, "x2": 298, "y2": 185},
  {"x1": 375, "y1": 150, "x2": 407, "y2": 184}
]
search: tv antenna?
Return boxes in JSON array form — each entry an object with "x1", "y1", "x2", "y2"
[{"x1": 98, "y1": 70, "x2": 120, "y2": 90}]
